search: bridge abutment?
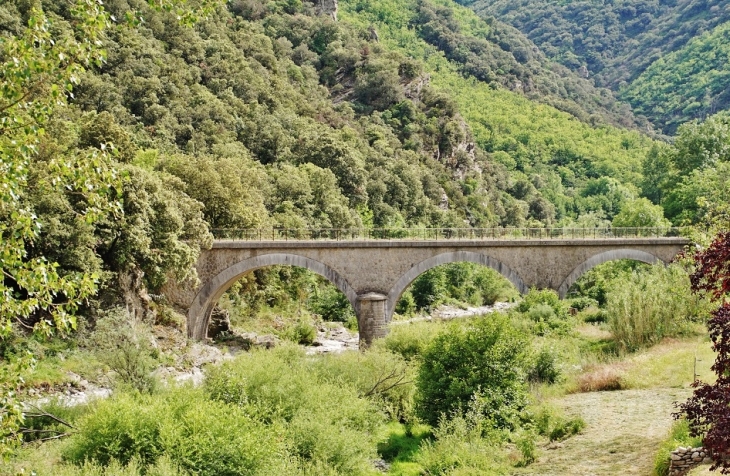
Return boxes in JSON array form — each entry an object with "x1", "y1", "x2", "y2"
[{"x1": 356, "y1": 293, "x2": 389, "y2": 348}]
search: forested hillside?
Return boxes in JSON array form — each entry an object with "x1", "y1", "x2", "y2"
[
  {"x1": 5, "y1": 1, "x2": 730, "y2": 473},
  {"x1": 0, "y1": 0, "x2": 666, "y2": 307},
  {"x1": 459, "y1": 0, "x2": 730, "y2": 133},
  {"x1": 623, "y1": 21, "x2": 730, "y2": 133}
]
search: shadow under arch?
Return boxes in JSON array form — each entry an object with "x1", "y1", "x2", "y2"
[
  {"x1": 187, "y1": 253, "x2": 358, "y2": 340},
  {"x1": 385, "y1": 251, "x2": 528, "y2": 323},
  {"x1": 557, "y1": 249, "x2": 664, "y2": 298}
]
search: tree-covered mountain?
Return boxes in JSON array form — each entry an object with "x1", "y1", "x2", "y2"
[
  {"x1": 0, "y1": 0, "x2": 669, "y2": 307},
  {"x1": 622, "y1": 21, "x2": 730, "y2": 134},
  {"x1": 458, "y1": 0, "x2": 730, "y2": 133}
]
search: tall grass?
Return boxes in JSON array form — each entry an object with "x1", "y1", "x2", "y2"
[{"x1": 606, "y1": 264, "x2": 711, "y2": 353}]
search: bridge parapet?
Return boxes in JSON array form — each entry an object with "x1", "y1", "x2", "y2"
[{"x1": 212, "y1": 227, "x2": 687, "y2": 241}]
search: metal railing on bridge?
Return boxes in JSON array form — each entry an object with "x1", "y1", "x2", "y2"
[{"x1": 211, "y1": 227, "x2": 687, "y2": 241}]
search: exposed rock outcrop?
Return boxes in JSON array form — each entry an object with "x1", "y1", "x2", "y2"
[{"x1": 313, "y1": 0, "x2": 338, "y2": 21}]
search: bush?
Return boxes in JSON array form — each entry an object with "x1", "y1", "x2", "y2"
[
  {"x1": 517, "y1": 289, "x2": 567, "y2": 318},
  {"x1": 21, "y1": 399, "x2": 87, "y2": 443},
  {"x1": 528, "y1": 348, "x2": 562, "y2": 385},
  {"x1": 378, "y1": 322, "x2": 440, "y2": 361},
  {"x1": 204, "y1": 344, "x2": 383, "y2": 473},
  {"x1": 415, "y1": 315, "x2": 530, "y2": 428},
  {"x1": 284, "y1": 318, "x2": 317, "y2": 345},
  {"x1": 309, "y1": 287, "x2": 355, "y2": 323},
  {"x1": 606, "y1": 264, "x2": 711, "y2": 353},
  {"x1": 548, "y1": 417, "x2": 586, "y2": 441},
  {"x1": 569, "y1": 296, "x2": 598, "y2": 312},
  {"x1": 415, "y1": 407, "x2": 512, "y2": 475},
  {"x1": 394, "y1": 290, "x2": 417, "y2": 317},
  {"x1": 530, "y1": 405, "x2": 585, "y2": 442},
  {"x1": 88, "y1": 309, "x2": 159, "y2": 393},
  {"x1": 63, "y1": 390, "x2": 288, "y2": 475},
  {"x1": 313, "y1": 348, "x2": 416, "y2": 422},
  {"x1": 583, "y1": 309, "x2": 608, "y2": 324},
  {"x1": 515, "y1": 289, "x2": 571, "y2": 335}
]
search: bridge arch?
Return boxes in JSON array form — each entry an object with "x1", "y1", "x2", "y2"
[
  {"x1": 385, "y1": 251, "x2": 528, "y2": 322},
  {"x1": 557, "y1": 249, "x2": 664, "y2": 298},
  {"x1": 187, "y1": 253, "x2": 358, "y2": 340}
]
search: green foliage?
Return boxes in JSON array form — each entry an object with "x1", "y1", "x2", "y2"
[
  {"x1": 568, "y1": 297, "x2": 598, "y2": 312},
  {"x1": 462, "y1": 0, "x2": 730, "y2": 133},
  {"x1": 402, "y1": 262, "x2": 511, "y2": 312},
  {"x1": 415, "y1": 314, "x2": 530, "y2": 428},
  {"x1": 63, "y1": 389, "x2": 289, "y2": 475},
  {"x1": 310, "y1": 286, "x2": 355, "y2": 323},
  {"x1": 204, "y1": 344, "x2": 383, "y2": 474},
  {"x1": 530, "y1": 405, "x2": 585, "y2": 442},
  {"x1": 88, "y1": 309, "x2": 159, "y2": 393},
  {"x1": 515, "y1": 289, "x2": 570, "y2": 335},
  {"x1": 612, "y1": 198, "x2": 671, "y2": 228},
  {"x1": 62, "y1": 344, "x2": 422, "y2": 474},
  {"x1": 568, "y1": 259, "x2": 646, "y2": 306},
  {"x1": 623, "y1": 21, "x2": 730, "y2": 134},
  {"x1": 313, "y1": 348, "x2": 416, "y2": 422},
  {"x1": 21, "y1": 399, "x2": 87, "y2": 444},
  {"x1": 606, "y1": 264, "x2": 711, "y2": 353},
  {"x1": 283, "y1": 318, "x2": 317, "y2": 345},
  {"x1": 414, "y1": 405, "x2": 512, "y2": 475},
  {"x1": 653, "y1": 113, "x2": 730, "y2": 226},
  {"x1": 378, "y1": 322, "x2": 440, "y2": 361},
  {"x1": 528, "y1": 347, "x2": 562, "y2": 385}
]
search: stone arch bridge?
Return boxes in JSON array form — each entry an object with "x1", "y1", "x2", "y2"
[{"x1": 163, "y1": 236, "x2": 688, "y2": 347}]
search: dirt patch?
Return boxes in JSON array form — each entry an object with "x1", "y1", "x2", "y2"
[{"x1": 518, "y1": 388, "x2": 692, "y2": 475}]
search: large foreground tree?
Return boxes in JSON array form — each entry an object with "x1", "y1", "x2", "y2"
[{"x1": 679, "y1": 230, "x2": 730, "y2": 472}]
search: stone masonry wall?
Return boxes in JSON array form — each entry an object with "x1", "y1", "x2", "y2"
[{"x1": 669, "y1": 447, "x2": 712, "y2": 475}]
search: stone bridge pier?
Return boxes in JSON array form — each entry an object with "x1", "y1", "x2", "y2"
[{"x1": 162, "y1": 238, "x2": 687, "y2": 348}]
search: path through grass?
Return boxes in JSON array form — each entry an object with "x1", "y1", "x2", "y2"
[{"x1": 518, "y1": 338, "x2": 716, "y2": 475}]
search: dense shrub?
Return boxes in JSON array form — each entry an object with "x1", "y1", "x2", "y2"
[
  {"x1": 606, "y1": 264, "x2": 711, "y2": 353},
  {"x1": 65, "y1": 345, "x2": 397, "y2": 475},
  {"x1": 569, "y1": 296, "x2": 598, "y2": 312},
  {"x1": 515, "y1": 289, "x2": 571, "y2": 335},
  {"x1": 527, "y1": 347, "x2": 562, "y2": 385},
  {"x1": 309, "y1": 287, "x2": 355, "y2": 322},
  {"x1": 517, "y1": 289, "x2": 566, "y2": 318},
  {"x1": 526, "y1": 405, "x2": 586, "y2": 449},
  {"x1": 568, "y1": 260, "x2": 645, "y2": 306},
  {"x1": 63, "y1": 390, "x2": 288, "y2": 475},
  {"x1": 415, "y1": 315, "x2": 530, "y2": 428},
  {"x1": 204, "y1": 345, "x2": 383, "y2": 474},
  {"x1": 88, "y1": 309, "x2": 159, "y2": 393},
  {"x1": 313, "y1": 348, "x2": 416, "y2": 422},
  {"x1": 378, "y1": 321, "x2": 441, "y2": 361},
  {"x1": 415, "y1": 407, "x2": 512, "y2": 475}
]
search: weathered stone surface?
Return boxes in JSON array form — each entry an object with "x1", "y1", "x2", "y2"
[
  {"x1": 668, "y1": 446, "x2": 720, "y2": 475},
  {"x1": 206, "y1": 306, "x2": 231, "y2": 339},
  {"x1": 165, "y1": 238, "x2": 687, "y2": 345},
  {"x1": 313, "y1": 0, "x2": 337, "y2": 20}
]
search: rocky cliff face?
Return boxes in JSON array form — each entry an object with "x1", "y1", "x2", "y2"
[{"x1": 314, "y1": 0, "x2": 338, "y2": 20}]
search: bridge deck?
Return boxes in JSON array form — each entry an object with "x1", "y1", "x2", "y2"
[{"x1": 211, "y1": 237, "x2": 690, "y2": 249}]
